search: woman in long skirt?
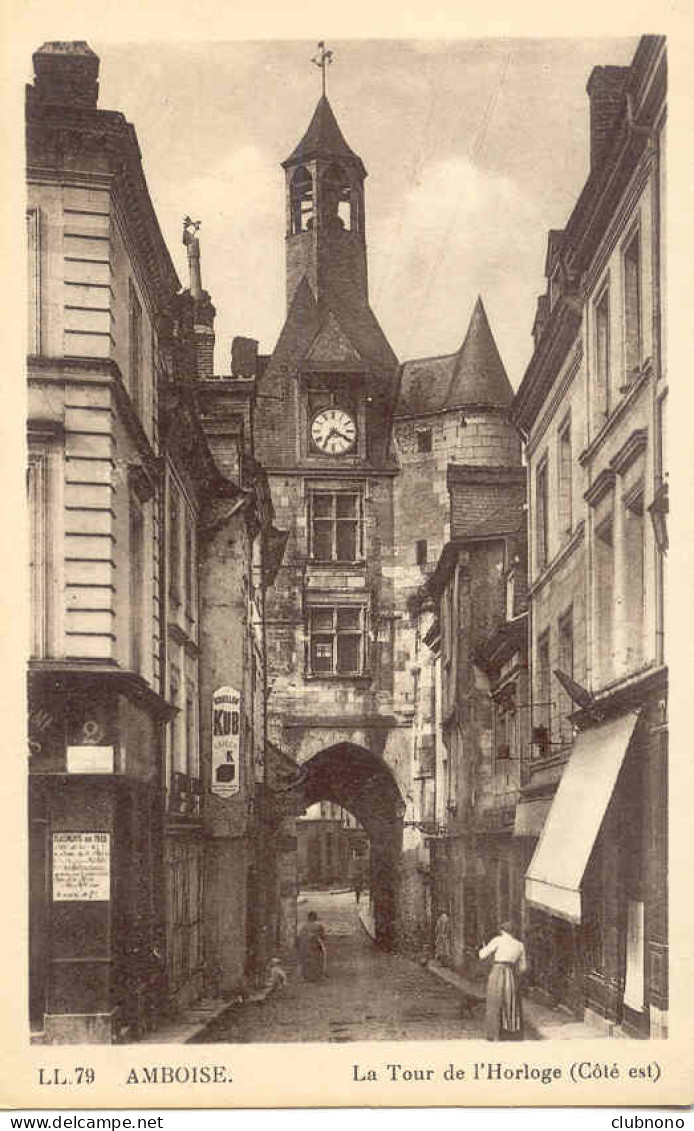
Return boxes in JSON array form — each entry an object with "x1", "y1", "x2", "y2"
[
  {"x1": 479, "y1": 921, "x2": 527, "y2": 1040},
  {"x1": 297, "y1": 910, "x2": 327, "y2": 982}
]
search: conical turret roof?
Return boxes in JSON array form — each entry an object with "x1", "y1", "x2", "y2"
[
  {"x1": 446, "y1": 296, "x2": 513, "y2": 407},
  {"x1": 283, "y1": 94, "x2": 366, "y2": 177},
  {"x1": 396, "y1": 296, "x2": 513, "y2": 417}
]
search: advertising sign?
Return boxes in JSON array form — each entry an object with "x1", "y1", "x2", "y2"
[
  {"x1": 211, "y1": 686, "x2": 241, "y2": 798},
  {"x1": 52, "y1": 832, "x2": 110, "y2": 902}
]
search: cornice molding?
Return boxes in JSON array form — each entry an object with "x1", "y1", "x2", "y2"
[
  {"x1": 26, "y1": 103, "x2": 180, "y2": 313},
  {"x1": 610, "y1": 427, "x2": 648, "y2": 476},
  {"x1": 525, "y1": 341, "x2": 584, "y2": 459},
  {"x1": 28, "y1": 354, "x2": 159, "y2": 477},
  {"x1": 584, "y1": 467, "x2": 617, "y2": 507},
  {"x1": 512, "y1": 299, "x2": 582, "y2": 433},
  {"x1": 578, "y1": 363, "x2": 651, "y2": 467},
  {"x1": 528, "y1": 519, "x2": 585, "y2": 597}
]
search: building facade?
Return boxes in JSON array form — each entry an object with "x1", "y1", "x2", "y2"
[
  {"x1": 512, "y1": 35, "x2": 668, "y2": 1036},
  {"x1": 26, "y1": 43, "x2": 285, "y2": 1041},
  {"x1": 420, "y1": 467, "x2": 527, "y2": 969},
  {"x1": 27, "y1": 41, "x2": 180, "y2": 1042},
  {"x1": 296, "y1": 802, "x2": 367, "y2": 889},
  {"x1": 391, "y1": 297, "x2": 523, "y2": 951}
]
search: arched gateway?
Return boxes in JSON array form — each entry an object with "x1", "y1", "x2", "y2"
[{"x1": 298, "y1": 743, "x2": 404, "y2": 949}]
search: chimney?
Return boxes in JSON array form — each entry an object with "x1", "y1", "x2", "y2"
[
  {"x1": 182, "y1": 219, "x2": 216, "y2": 379},
  {"x1": 231, "y1": 337, "x2": 259, "y2": 379},
  {"x1": 586, "y1": 65, "x2": 630, "y2": 169},
  {"x1": 31, "y1": 41, "x2": 99, "y2": 108}
]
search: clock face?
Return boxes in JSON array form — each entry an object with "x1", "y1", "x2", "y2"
[{"x1": 310, "y1": 407, "x2": 357, "y2": 455}]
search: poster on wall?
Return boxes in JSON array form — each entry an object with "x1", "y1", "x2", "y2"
[
  {"x1": 52, "y1": 832, "x2": 110, "y2": 902},
  {"x1": 211, "y1": 685, "x2": 241, "y2": 798}
]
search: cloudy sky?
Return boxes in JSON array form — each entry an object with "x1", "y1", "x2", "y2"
[{"x1": 94, "y1": 37, "x2": 639, "y2": 388}]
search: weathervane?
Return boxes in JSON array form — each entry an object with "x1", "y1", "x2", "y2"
[{"x1": 311, "y1": 40, "x2": 333, "y2": 97}]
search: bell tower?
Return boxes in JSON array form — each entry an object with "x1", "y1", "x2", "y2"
[{"x1": 282, "y1": 93, "x2": 368, "y2": 311}]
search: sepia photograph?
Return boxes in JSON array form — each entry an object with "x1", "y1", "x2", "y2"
[{"x1": 11, "y1": 16, "x2": 689, "y2": 1109}]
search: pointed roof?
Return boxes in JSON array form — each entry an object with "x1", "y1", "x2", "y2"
[
  {"x1": 306, "y1": 310, "x2": 364, "y2": 365},
  {"x1": 446, "y1": 296, "x2": 513, "y2": 407},
  {"x1": 283, "y1": 95, "x2": 366, "y2": 177},
  {"x1": 396, "y1": 297, "x2": 514, "y2": 417}
]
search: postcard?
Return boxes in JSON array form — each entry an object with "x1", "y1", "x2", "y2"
[{"x1": 2, "y1": 0, "x2": 693, "y2": 1110}]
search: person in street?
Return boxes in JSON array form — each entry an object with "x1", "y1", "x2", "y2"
[
  {"x1": 297, "y1": 909, "x2": 327, "y2": 982},
  {"x1": 434, "y1": 909, "x2": 451, "y2": 966},
  {"x1": 478, "y1": 920, "x2": 527, "y2": 1041},
  {"x1": 354, "y1": 878, "x2": 362, "y2": 905}
]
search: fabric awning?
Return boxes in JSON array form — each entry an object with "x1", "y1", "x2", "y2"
[
  {"x1": 514, "y1": 798, "x2": 551, "y2": 838},
  {"x1": 525, "y1": 711, "x2": 639, "y2": 923}
]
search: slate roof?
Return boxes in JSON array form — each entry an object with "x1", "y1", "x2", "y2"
[
  {"x1": 283, "y1": 95, "x2": 367, "y2": 177},
  {"x1": 396, "y1": 296, "x2": 513, "y2": 417},
  {"x1": 465, "y1": 501, "x2": 526, "y2": 540}
]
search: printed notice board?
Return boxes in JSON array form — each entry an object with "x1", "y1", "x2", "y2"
[{"x1": 52, "y1": 831, "x2": 110, "y2": 902}]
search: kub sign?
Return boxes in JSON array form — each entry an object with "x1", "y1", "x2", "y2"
[{"x1": 212, "y1": 686, "x2": 241, "y2": 798}]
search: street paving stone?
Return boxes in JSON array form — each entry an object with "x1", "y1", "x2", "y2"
[{"x1": 191, "y1": 891, "x2": 485, "y2": 1043}]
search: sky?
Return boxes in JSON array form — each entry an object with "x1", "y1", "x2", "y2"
[{"x1": 92, "y1": 37, "x2": 640, "y2": 389}]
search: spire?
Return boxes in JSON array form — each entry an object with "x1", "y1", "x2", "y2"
[
  {"x1": 282, "y1": 95, "x2": 366, "y2": 177},
  {"x1": 445, "y1": 296, "x2": 514, "y2": 408}
]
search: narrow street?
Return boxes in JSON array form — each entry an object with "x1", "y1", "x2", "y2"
[{"x1": 192, "y1": 890, "x2": 485, "y2": 1043}]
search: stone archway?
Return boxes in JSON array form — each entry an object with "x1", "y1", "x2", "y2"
[{"x1": 298, "y1": 742, "x2": 404, "y2": 950}]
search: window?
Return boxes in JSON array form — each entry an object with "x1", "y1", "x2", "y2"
[
  {"x1": 594, "y1": 514, "x2": 615, "y2": 686},
  {"x1": 322, "y1": 163, "x2": 353, "y2": 231},
  {"x1": 169, "y1": 490, "x2": 181, "y2": 604},
  {"x1": 309, "y1": 605, "x2": 365, "y2": 676},
  {"x1": 623, "y1": 487, "x2": 645, "y2": 671},
  {"x1": 27, "y1": 208, "x2": 41, "y2": 354},
  {"x1": 657, "y1": 391, "x2": 668, "y2": 485},
  {"x1": 129, "y1": 279, "x2": 142, "y2": 415},
  {"x1": 535, "y1": 460, "x2": 549, "y2": 571},
  {"x1": 494, "y1": 692, "x2": 516, "y2": 762},
  {"x1": 595, "y1": 287, "x2": 610, "y2": 417},
  {"x1": 186, "y1": 681, "x2": 198, "y2": 779},
  {"x1": 443, "y1": 576, "x2": 455, "y2": 665},
  {"x1": 27, "y1": 448, "x2": 51, "y2": 658},
  {"x1": 416, "y1": 539, "x2": 428, "y2": 567},
  {"x1": 129, "y1": 496, "x2": 144, "y2": 674},
  {"x1": 290, "y1": 166, "x2": 313, "y2": 234},
  {"x1": 623, "y1": 231, "x2": 642, "y2": 383},
  {"x1": 416, "y1": 428, "x2": 432, "y2": 454},
  {"x1": 169, "y1": 668, "x2": 181, "y2": 773},
  {"x1": 309, "y1": 490, "x2": 362, "y2": 562},
  {"x1": 558, "y1": 420, "x2": 572, "y2": 539},
  {"x1": 184, "y1": 520, "x2": 195, "y2": 622},
  {"x1": 534, "y1": 630, "x2": 551, "y2": 756},
  {"x1": 557, "y1": 608, "x2": 574, "y2": 742}
]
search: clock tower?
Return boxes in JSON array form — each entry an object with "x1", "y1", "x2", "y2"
[{"x1": 253, "y1": 76, "x2": 402, "y2": 861}]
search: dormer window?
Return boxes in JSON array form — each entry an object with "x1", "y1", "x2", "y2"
[
  {"x1": 322, "y1": 163, "x2": 354, "y2": 232},
  {"x1": 290, "y1": 166, "x2": 314, "y2": 234}
]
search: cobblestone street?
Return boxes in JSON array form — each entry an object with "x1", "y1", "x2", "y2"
[{"x1": 192, "y1": 891, "x2": 485, "y2": 1043}]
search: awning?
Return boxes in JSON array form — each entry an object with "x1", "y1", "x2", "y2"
[
  {"x1": 525, "y1": 711, "x2": 639, "y2": 923},
  {"x1": 514, "y1": 798, "x2": 551, "y2": 838}
]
